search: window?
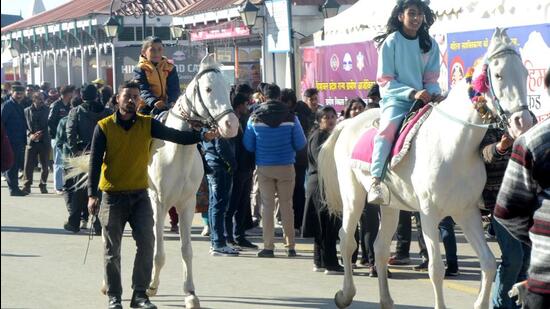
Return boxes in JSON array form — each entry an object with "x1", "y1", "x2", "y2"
[
  {"x1": 155, "y1": 27, "x2": 170, "y2": 40},
  {"x1": 118, "y1": 27, "x2": 135, "y2": 41},
  {"x1": 135, "y1": 27, "x2": 154, "y2": 41}
]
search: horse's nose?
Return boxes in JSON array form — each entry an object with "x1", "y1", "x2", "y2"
[{"x1": 225, "y1": 120, "x2": 233, "y2": 128}]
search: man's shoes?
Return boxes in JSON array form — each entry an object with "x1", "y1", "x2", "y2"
[
  {"x1": 209, "y1": 246, "x2": 239, "y2": 257},
  {"x1": 324, "y1": 265, "x2": 345, "y2": 275},
  {"x1": 388, "y1": 255, "x2": 411, "y2": 265},
  {"x1": 94, "y1": 227, "x2": 102, "y2": 236},
  {"x1": 200, "y1": 225, "x2": 210, "y2": 237},
  {"x1": 21, "y1": 187, "x2": 31, "y2": 195},
  {"x1": 236, "y1": 238, "x2": 259, "y2": 249},
  {"x1": 257, "y1": 249, "x2": 275, "y2": 258},
  {"x1": 367, "y1": 182, "x2": 386, "y2": 205},
  {"x1": 108, "y1": 295, "x2": 123, "y2": 309},
  {"x1": 55, "y1": 189, "x2": 64, "y2": 195},
  {"x1": 369, "y1": 266, "x2": 393, "y2": 278},
  {"x1": 39, "y1": 185, "x2": 48, "y2": 194},
  {"x1": 10, "y1": 189, "x2": 28, "y2": 196},
  {"x1": 170, "y1": 223, "x2": 178, "y2": 232},
  {"x1": 286, "y1": 249, "x2": 297, "y2": 257},
  {"x1": 445, "y1": 267, "x2": 460, "y2": 277},
  {"x1": 413, "y1": 260, "x2": 429, "y2": 271},
  {"x1": 63, "y1": 222, "x2": 80, "y2": 233},
  {"x1": 313, "y1": 265, "x2": 326, "y2": 272},
  {"x1": 130, "y1": 291, "x2": 157, "y2": 309}
]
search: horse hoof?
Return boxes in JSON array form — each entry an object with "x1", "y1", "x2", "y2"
[
  {"x1": 185, "y1": 295, "x2": 201, "y2": 309},
  {"x1": 100, "y1": 285, "x2": 107, "y2": 295},
  {"x1": 334, "y1": 290, "x2": 352, "y2": 309},
  {"x1": 146, "y1": 287, "x2": 158, "y2": 297}
]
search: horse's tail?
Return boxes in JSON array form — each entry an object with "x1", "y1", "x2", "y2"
[
  {"x1": 64, "y1": 154, "x2": 91, "y2": 190},
  {"x1": 318, "y1": 123, "x2": 344, "y2": 215}
]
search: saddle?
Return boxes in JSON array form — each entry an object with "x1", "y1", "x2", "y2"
[{"x1": 350, "y1": 103, "x2": 433, "y2": 171}]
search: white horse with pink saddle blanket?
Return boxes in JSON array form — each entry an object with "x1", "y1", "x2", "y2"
[{"x1": 318, "y1": 28, "x2": 534, "y2": 309}]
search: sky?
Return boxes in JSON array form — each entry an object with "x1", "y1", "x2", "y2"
[{"x1": 1, "y1": 0, "x2": 70, "y2": 19}]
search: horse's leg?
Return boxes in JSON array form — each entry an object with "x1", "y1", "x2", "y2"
[
  {"x1": 454, "y1": 208, "x2": 496, "y2": 309},
  {"x1": 178, "y1": 201, "x2": 200, "y2": 309},
  {"x1": 147, "y1": 197, "x2": 166, "y2": 297},
  {"x1": 334, "y1": 176, "x2": 366, "y2": 309},
  {"x1": 419, "y1": 211, "x2": 447, "y2": 309},
  {"x1": 375, "y1": 206, "x2": 400, "y2": 309}
]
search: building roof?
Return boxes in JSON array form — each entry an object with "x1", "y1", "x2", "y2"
[
  {"x1": 1, "y1": 0, "x2": 198, "y2": 34},
  {"x1": 2, "y1": 0, "x2": 112, "y2": 33},
  {"x1": 176, "y1": 0, "x2": 357, "y2": 17},
  {"x1": 1, "y1": 14, "x2": 23, "y2": 28}
]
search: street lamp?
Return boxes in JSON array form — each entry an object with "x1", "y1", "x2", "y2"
[
  {"x1": 320, "y1": 0, "x2": 340, "y2": 19},
  {"x1": 170, "y1": 24, "x2": 185, "y2": 40},
  {"x1": 8, "y1": 40, "x2": 19, "y2": 58},
  {"x1": 239, "y1": 0, "x2": 259, "y2": 28},
  {"x1": 103, "y1": 16, "x2": 120, "y2": 39}
]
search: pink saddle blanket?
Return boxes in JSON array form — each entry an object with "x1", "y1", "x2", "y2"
[{"x1": 351, "y1": 104, "x2": 432, "y2": 167}]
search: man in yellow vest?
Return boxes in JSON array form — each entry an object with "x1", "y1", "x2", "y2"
[{"x1": 86, "y1": 81, "x2": 217, "y2": 309}]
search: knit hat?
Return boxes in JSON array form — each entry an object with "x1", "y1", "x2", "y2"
[{"x1": 82, "y1": 84, "x2": 98, "y2": 101}]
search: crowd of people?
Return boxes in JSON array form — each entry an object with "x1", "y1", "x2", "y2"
[{"x1": 2, "y1": 1, "x2": 549, "y2": 308}]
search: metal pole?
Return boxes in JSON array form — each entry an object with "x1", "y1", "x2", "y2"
[
  {"x1": 81, "y1": 47, "x2": 87, "y2": 85},
  {"x1": 53, "y1": 51, "x2": 58, "y2": 87},
  {"x1": 111, "y1": 42, "x2": 116, "y2": 88},
  {"x1": 67, "y1": 49, "x2": 72, "y2": 84},
  {"x1": 18, "y1": 57, "x2": 23, "y2": 82},
  {"x1": 286, "y1": 0, "x2": 295, "y2": 90},
  {"x1": 39, "y1": 52, "x2": 45, "y2": 84},
  {"x1": 95, "y1": 43, "x2": 101, "y2": 80},
  {"x1": 28, "y1": 53, "x2": 34, "y2": 85},
  {"x1": 142, "y1": 0, "x2": 147, "y2": 39}
]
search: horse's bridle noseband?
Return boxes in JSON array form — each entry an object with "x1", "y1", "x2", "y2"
[
  {"x1": 170, "y1": 68, "x2": 233, "y2": 129},
  {"x1": 485, "y1": 48, "x2": 529, "y2": 131}
]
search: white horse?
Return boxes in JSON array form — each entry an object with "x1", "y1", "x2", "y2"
[
  {"x1": 145, "y1": 54, "x2": 239, "y2": 308},
  {"x1": 318, "y1": 28, "x2": 534, "y2": 309}
]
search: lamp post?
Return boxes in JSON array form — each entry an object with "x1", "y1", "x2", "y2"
[
  {"x1": 170, "y1": 24, "x2": 185, "y2": 43},
  {"x1": 104, "y1": 11, "x2": 120, "y2": 88},
  {"x1": 116, "y1": 0, "x2": 167, "y2": 39},
  {"x1": 320, "y1": 0, "x2": 340, "y2": 19},
  {"x1": 239, "y1": 0, "x2": 259, "y2": 29}
]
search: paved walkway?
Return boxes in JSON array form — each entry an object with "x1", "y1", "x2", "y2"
[{"x1": 1, "y1": 176, "x2": 501, "y2": 308}]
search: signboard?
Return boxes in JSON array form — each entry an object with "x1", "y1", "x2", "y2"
[
  {"x1": 447, "y1": 24, "x2": 550, "y2": 122},
  {"x1": 115, "y1": 45, "x2": 206, "y2": 91},
  {"x1": 190, "y1": 21, "x2": 250, "y2": 42},
  {"x1": 266, "y1": 0, "x2": 291, "y2": 53},
  {"x1": 300, "y1": 41, "x2": 378, "y2": 110}
]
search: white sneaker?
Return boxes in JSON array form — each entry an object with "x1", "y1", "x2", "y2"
[
  {"x1": 80, "y1": 219, "x2": 89, "y2": 230},
  {"x1": 201, "y1": 225, "x2": 210, "y2": 237},
  {"x1": 313, "y1": 266, "x2": 326, "y2": 272},
  {"x1": 210, "y1": 246, "x2": 239, "y2": 257},
  {"x1": 367, "y1": 183, "x2": 386, "y2": 205}
]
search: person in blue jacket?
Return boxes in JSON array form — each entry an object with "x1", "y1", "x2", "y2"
[
  {"x1": 133, "y1": 37, "x2": 180, "y2": 115},
  {"x1": 1, "y1": 84, "x2": 29, "y2": 196},
  {"x1": 243, "y1": 83, "x2": 307, "y2": 258},
  {"x1": 369, "y1": 0, "x2": 444, "y2": 204}
]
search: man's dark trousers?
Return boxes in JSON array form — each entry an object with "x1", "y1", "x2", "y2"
[
  {"x1": 225, "y1": 170, "x2": 253, "y2": 242},
  {"x1": 99, "y1": 190, "x2": 155, "y2": 297},
  {"x1": 5, "y1": 142, "x2": 25, "y2": 193},
  {"x1": 23, "y1": 142, "x2": 50, "y2": 189},
  {"x1": 63, "y1": 175, "x2": 101, "y2": 231}
]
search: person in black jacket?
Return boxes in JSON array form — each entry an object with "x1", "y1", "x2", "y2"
[
  {"x1": 22, "y1": 92, "x2": 51, "y2": 194},
  {"x1": 225, "y1": 93, "x2": 257, "y2": 249},
  {"x1": 48, "y1": 85, "x2": 74, "y2": 193},
  {"x1": 1, "y1": 85, "x2": 28, "y2": 196},
  {"x1": 63, "y1": 84, "x2": 111, "y2": 234},
  {"x1": 302, "y1": 106, "x2": 342, "y2": 274}
]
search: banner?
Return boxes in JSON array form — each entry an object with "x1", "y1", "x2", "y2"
[
  {"x1": 300, "y1": 41, "x2": 378, "y2": 110},
  {"x1": 266, "y1": 0, "x2": 291, "y2": 53},
  {"x1": 115, "y1": 45, "x2": 206, "y2": 91},
  {"x1": 447, "y1": 24, "x2": 550, "y2": 121},
  {"x1": 190, "y1": 21, "x2": 250, "y2": 42}
]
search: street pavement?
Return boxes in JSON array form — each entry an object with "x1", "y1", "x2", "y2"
[{"x1": 1, "y1": 175, "x2": 502, "y2": 308}]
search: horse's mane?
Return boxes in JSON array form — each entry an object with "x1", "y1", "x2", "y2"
[{"x1": 198, "y1": 62, "x2": 222, "y2": 74}]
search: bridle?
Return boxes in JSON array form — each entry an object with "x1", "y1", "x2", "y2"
[
  {"x1": 483, "y1": 48, "x2": 529, "y2": 131},
  {"x1": 169, "y1": 68, "x2": 233, "y2": 129}
]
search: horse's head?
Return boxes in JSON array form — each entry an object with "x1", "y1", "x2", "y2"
[
  {"x1": 181, "y1": 54, "x2": 239, "y2": 138},
  {"x1": 481, "y1": 28, "x2": 533, "y2": 138}
]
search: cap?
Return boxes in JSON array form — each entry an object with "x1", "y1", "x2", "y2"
[{"x1": 91, "y1": 78, "x2": 105, "y2": 85}]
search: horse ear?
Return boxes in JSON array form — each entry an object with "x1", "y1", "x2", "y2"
[
  {"x1": 200, "y1": 53, "x2": 216, "y2": 66},
  {"x1": 500, "y1": 28, "x2": 512, "y2": 44}
]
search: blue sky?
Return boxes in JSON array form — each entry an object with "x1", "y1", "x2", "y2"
[{"x1": 1, "y1": 0, "x2": 70, "y2": 19}]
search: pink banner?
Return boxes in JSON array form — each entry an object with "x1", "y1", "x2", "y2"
[
  {"x1": 190, "y1": 22, "x2": 250, "y2": 41},
  {"x1": 301, "y1": 41, "x2": 378, "y2": 110}
]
